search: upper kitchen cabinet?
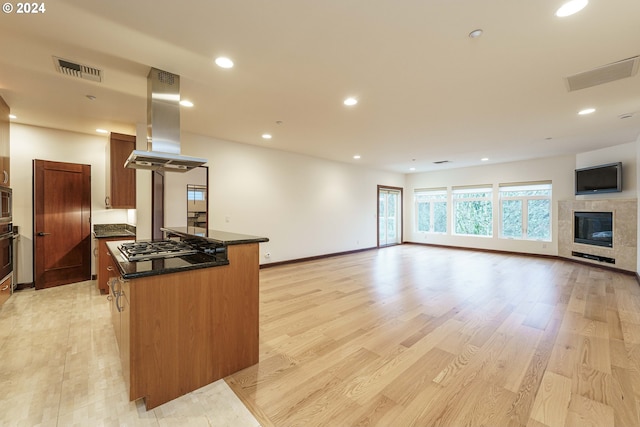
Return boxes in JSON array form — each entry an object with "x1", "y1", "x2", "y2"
[
  {"x1": 106, "y1": 132, "x2": 136, "y2": 209},
  {"x1": 0, "y1": 96, "x2": 10, "y2": 187}
]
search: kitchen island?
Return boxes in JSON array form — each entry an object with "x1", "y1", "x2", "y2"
[{"x1": 106, "y1": 228, "x2": 268, "y2": 410}]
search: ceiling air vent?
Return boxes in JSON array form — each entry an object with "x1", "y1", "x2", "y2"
[
  {"x1": 433, "y1": 160, "x2": 450, "y2": 164},
  {"x1": 53, "y1": 56, "x2": 103, "y2": 83},
  {"x1": 565, "y1": 56, "x2": 639, "y2": 92}
]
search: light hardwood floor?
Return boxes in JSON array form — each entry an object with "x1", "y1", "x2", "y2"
[{"x1": 228, "y1": 244, "x2": 640, "y2": 427}]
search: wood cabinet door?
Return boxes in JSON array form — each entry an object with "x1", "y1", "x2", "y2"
[
  {"x1": 108, "y1": 133, "x2": 136, "y2": 209},
  {"x1": 109, "y1": 277, "x2": 121, "y2": 347},
  {"x1": 120, "y1": 280, "x2": 131, "y2": 396},
  {"x1": 0, "y1": 275, "x2": 10, "y2": 306},
  {"x1": 97, "y1": 237, "x2": 127, "y2": 294}
]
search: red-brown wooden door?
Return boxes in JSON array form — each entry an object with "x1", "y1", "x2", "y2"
[{"x1": 33, "y1": 160, "x2": 91, "y2": 289}]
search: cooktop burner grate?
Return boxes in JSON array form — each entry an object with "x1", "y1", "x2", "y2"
[{"x1": 119, "y1": 240, "x2": 199, "y2": 261}]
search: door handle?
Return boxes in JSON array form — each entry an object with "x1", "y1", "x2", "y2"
[{"x1": 37, "y1": 232, "x2": 51, "y2": 236}]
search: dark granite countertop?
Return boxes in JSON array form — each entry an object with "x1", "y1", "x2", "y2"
[
  {"x1": 106, "y1": 240, "x2": 229, "y2": 279},
  {"x1": 94, "y1": 223, "x2": 136, "y2": 238},
  {"x1": 162, "y1": 226, "x2": 269, "y2": 245}
]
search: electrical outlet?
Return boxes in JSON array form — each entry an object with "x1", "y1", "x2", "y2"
[{"x1": 265, "y1": 252, "x2": 271, "y2": 258}]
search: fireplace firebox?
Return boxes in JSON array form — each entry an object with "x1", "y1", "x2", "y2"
[{"x1": 574, "y1": 211, "x2": 613, "y2": 248}]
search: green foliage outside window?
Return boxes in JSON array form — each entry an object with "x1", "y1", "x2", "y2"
[
  {"x1": 454, "y1": 200, "x2": 492, "y2": 236},
  {"x1": 500, "y1": 184, "x2": 551, "y2": 241},
  {"x1": 527, "y1": 199, "x2": 550, "y2": 240},
  {"x1": 415, "y1": 190, "x2": 447, "y2": 233}
]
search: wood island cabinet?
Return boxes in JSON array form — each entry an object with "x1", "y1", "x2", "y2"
[
  {"x1": 109, "y1": 275, "x2": 130, "y2": 392},
  {"x1": 0, "y1": 96, "x2": 10, "y2": 187},
  {"x1": 0, "y1": 275, "x2": 11, "y2": 306},
  {"x1": 106, "y1": 132, "x2": 136, "y2": 209},
  {"x1": 97, "y1": 237, "x2": 129, "y2": 294},
  {"x1": 110, "y1": 242, "x2": 260, "y2": 410}
]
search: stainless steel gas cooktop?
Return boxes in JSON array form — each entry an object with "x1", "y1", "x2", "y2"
[{"x1": 118, "y1": 240, "x2": 198, "y2": 261}]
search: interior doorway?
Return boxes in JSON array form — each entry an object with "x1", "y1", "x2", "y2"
[
  {"x1": 377, "y1": 185, "x2": 402, "y2": 247},
  {"x1": 33, "y1": 160, "x2": 91, "y2": 289},
  {"x1": 163, "y1": 166, "x2": 208, "y2": 230}
]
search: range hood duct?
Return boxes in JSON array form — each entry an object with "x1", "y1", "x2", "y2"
[{"x1": 124, "y1": 68, "x2": 207, "y2": 172}]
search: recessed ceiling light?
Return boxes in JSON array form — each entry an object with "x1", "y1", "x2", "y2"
[
  {"x1": 409, "y1": 167, "x2": 416, "y2": 171},
  {"x1": 215, "y1": 57, "x2": 234, "y2": 68},
  {"x1": 353, "y1": 155, "x2": 361, "y2": 159},
  {"x1": 262, "y1": 134, "x2": 272, "y2": 140},
  {"x1": 86, "y1": 95, "x2": 96, "y2": 101},
  {"x1": 481, "y1": 157, "x2": 489, "y2": 162},
  {"x1": 96, "y1": 128, "x2": 109, "y2": 134},
  {"x1": 344, "y1": 97, "x2": 358, "y2": 106},
  {"x1": 578, "y1": 108, "x2": 595, "y2": 115},
  {"x1": 179, "y1": 100, "x2": 194, "y2": 107},
  {"x1": 8, "y1": 114, "x2": 16, "y2": 119},
  {"x1": 555, "y1": 0, "x2": 588, "y2": 17},
  {"x1": 468, "y1": 29, "x2": 483, "y2": 38}
]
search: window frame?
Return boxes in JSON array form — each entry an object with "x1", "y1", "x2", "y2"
[
  {"x1": 414, "y1": 188, "x2": 448, "y2": 234},
  {"x1": 498, "y1": 182, "x2": 552, "y2": 242},
  {"x1": 452, "y1": 185, "x2": 493, "y2": 237}
]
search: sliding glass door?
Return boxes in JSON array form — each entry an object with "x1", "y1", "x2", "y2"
[{"x1": 378, "y1": 186, "x2": 402, "y2": 247}]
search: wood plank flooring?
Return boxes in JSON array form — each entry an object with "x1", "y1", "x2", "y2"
[{"x1": 226, "y1": 244, "x2": 640, "y2": 427}]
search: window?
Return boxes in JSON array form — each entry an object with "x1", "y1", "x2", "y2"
[
  {"x1": 499, "y1": 182, "x2": 551, "y2": 241},
  {"x1": 187, "y1": 185, "x2": 206, "y2": 201},
  {"x1": 415, "y1": 189, "x2": 447, "y2": 233},
  {"x1": 452, "y1": 186, "x2": 493, "y2": 236}
]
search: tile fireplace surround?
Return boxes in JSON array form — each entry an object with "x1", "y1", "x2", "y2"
[{"x1": 558, "y1": 198, "x2": 637, "y2": 272}]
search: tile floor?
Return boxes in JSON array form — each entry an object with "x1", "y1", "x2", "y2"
[{"x1": 0, "y1": 280, "x2": 261, "y2": 427}]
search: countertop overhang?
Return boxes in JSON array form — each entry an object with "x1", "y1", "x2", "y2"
[{"x1": 162, "y1": 227, "x2": 269, "y2": 245}]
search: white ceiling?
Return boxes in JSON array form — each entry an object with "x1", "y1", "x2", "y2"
[{"x1": 1, "y1": 0, "x2": 639, "y2": 173}]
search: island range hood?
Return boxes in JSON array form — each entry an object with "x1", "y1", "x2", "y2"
[{"x1": 125, "y1": 68, "x2": 207, "y2": 172}]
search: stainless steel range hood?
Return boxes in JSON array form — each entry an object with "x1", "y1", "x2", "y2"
[{"x1": 125, "y1": 68, "x2": 207, "y2": 172}]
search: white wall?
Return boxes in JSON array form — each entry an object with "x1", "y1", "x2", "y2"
[
  {"x1": 10, "y1": 124, "x2": 130, "y2": 283},
  {"x1": 404, "y1": 155, "x2": 576, "y2": 256},
  {"x1": 134, "y1": 122, "x2": 152, "y2": 240},
  {"x1": 179, "y1": 132, "x2": 405, "y2": 264}
]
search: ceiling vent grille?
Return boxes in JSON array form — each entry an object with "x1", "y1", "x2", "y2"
[
  {"x1": 565, "y1": 56, "x2": 639, "y2": 92},
  {"x1": 52, "y1": 56, "x2": 103, "y2": 83}
]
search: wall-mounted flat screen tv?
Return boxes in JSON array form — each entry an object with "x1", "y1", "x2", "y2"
[{"x1": 575, "y1": 162, "x2": 622, "y2": 195}]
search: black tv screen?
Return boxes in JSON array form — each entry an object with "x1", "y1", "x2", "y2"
[{"x1": 575, "y1": 162, "x2": 622, "y2": 195}]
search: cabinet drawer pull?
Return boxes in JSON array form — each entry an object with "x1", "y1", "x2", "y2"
[
  {"x1": 107, "y1": 266, "x2": 114, "y2": 271},
  {"x1": 2, "y1": 170, "x2": 7, "y2": 184},
  {"x1": 1, "y1": 285, "x2": 8, "y2": 291}
]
